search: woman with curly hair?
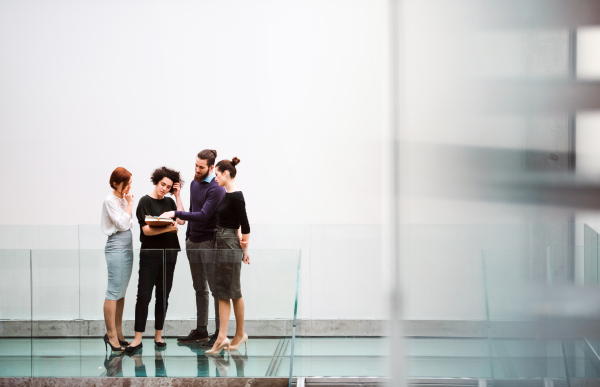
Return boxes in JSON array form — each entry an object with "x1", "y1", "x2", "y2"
[{"x1": 125, "y1": 167, "x2": 185, "y2": 354}]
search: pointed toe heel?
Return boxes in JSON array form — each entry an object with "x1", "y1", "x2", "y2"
[
  {"x1": 229, "y1": 333, "x2": 248, "y2": 351},
  {"x1": 205, "y1": 338, "x2": 231, "y2": 355}
]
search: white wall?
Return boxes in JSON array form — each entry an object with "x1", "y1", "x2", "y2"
[
  {"x1": 0, "y1": 0, "x2": 387, "y2": 226},
  {"x1": 0, "y1": 1, "x2": 389, "y2": 322}
]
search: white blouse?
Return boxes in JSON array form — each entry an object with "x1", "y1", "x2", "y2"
[{"x1": 101, "y1": 193, "x2": 133, "y2": 236}]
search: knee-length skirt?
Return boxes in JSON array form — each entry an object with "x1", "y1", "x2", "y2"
[
  {"x1": 209, "y1": 226, "x2": 243, "y2": 299},
  {"x1": 105, "y1": 230, "x2": 134, "y2": 301}
]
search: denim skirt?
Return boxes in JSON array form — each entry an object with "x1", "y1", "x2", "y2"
[
  {"x1": 105, "y1": 230, "x2": 134, "y2": 301},
  {"x1": 210, "y1": 226, "x2": 243, "y2": 299}
]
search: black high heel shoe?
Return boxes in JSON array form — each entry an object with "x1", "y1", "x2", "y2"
[
  {"x1": 155, "y1": 340, "x2": 167, "y2": 349},
  {"x1": 104, "y1": 333, "x2": 130, "y2": 347},
  {"x1": 103, "y1": 334, "x2": 125, "y2": 353},
  {"x1": 125, "y1": 342, "x2": 143, "y2": 355},
  {"x1": 103, "y1": 332, "x2": 130, "y2": 347}
]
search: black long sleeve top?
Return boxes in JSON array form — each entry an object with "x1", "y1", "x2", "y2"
[{"x1": 216, "y1": 191, "x2": 250, "y2": 234}]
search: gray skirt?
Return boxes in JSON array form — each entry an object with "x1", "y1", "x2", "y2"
[
  {"x1": 210, "y1": 226, "x2": 243, "y2": 299},
  {"x1": 105, "y1": 230, "x2": 134, "y2": 301}
]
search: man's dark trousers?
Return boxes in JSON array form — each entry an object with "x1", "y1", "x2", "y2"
[{"x1": 185, "y1": 239, "x2": 220, "y2": 330}]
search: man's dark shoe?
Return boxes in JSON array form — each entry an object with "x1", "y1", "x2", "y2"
[
  {"x1": 202, "y1": 330, "x2": 219, "y2": 348},
  {"x1": 178, "y1": 328, "x2": 209, "y2": 343}
]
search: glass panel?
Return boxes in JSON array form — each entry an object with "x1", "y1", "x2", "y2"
[
  {"x1": 0, "y1": 249, "x2": 32, "y2": 377},
  {"x1": 80, "y1": 249, "x2": 110, "y2": 322},
  {"x1": 554, "y1": 245, "x2": 600, "y2": 381},
  {"x1": 31, "y1": 249, "x2": 82, "y2": 377},
  {"x1": 30, "y1": 249, "x2": 163, "y2": 377},
  {"x1": 292, "y1": 337, "x2": 388, "y2": 377},
  {"x1": 31, "y1": 250, "x2": 80, "y2": 321},
  {"x1": 481, "y1": 249, "x2": 570, "y2": 382},
  {"x1": 159, "y1": 248, "x2": 300, "y2": 378},
  {"x1": 479, "y1": 246, "x2": 600, "y2": 382},
  {"x1": 482, "y1": 249, "x2": 534, "y2": 322}
]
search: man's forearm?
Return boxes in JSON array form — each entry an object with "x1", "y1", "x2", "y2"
[
  {"x1": 175, "y1": 210, "x2": 208, "y2": 223},
  {"x1": 175, "y1": 189, "x2": 221, "y2": 225}
]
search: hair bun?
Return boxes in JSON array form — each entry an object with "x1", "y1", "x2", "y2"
[
  {"x1": 231, "y1": 157, "x2": 241, "y2": 167},
  {"x1": 211, "y1": 150, "x2": 217, "y2": 157}
]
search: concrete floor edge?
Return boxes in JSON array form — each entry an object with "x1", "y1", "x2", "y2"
[{"x1": 4, "y1": 319, "x2": 600, "y2": 338}]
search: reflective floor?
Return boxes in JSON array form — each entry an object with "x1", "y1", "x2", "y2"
[{"x1": 0, "y1": 337, "x2": 598, "y2": 379}]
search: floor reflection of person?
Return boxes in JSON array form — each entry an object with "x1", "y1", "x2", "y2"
[
  {"x1": 131, "y1": 350, "x2": 168, "y2": 377},
  {"x1": 101, "y1": 167, "x2": 135, "y2": 353},
  {"x1": 176, "y1": 341, "x2": 210, "y2": 377},
  {"x1": 132, "y1": 352, "x2": 146, "y2": 377},
  {"x1": 103, "y1": 353, "x2": 124, "y2": 377},
  {"x1": 206, "y1": 157, "x2": 251, "y2": 355},
  {"x1": 155, "y1": 349, "x2": 167, "y2": 377},
  {"x1": 231, "y1": 351, "x2": 249, "y2": 377},
  {"x1": 209, "y1": 352, "x2": 231, "y2": 377}
]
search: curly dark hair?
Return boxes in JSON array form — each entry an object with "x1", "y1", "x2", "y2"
[{"x1": 150, "y1": 166, "x2": 183, "y2": 194}]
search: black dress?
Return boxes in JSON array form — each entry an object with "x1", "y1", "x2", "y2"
[{"x1": 210, "y1": 192, "x2": 250, "y2": 299}]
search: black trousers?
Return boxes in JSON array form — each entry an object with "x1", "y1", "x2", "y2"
[{"x1": 134, "y1": 250, "x2": 178, "y2": 333}]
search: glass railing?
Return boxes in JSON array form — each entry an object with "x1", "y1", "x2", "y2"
[
  {"x1": 478, "y1": 244, "x2": 600, "y2": 383},
  {"x1": 6, "y1": 224, "x2": 600, "y2": 384},
  {"x1": 0, "y1": 249, "x2": 32, "y2": 377},
  {"x1": 0, "y1": 248, "x2": 301, "y2": 381},
  {"x1": 546, "y1": 245, "x2": 600, "y2": 382},
  {"x1": 480, "y1": 248, "x2": 570, "y2": 381}
]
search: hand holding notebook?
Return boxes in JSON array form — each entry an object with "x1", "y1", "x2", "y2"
[{"x1": 145, "y1": 216, "x2": 178, "y2": 233}]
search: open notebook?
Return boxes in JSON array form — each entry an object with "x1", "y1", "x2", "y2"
[{"x1": 145, "y1": 216, "x2": 177, "y2": 233}]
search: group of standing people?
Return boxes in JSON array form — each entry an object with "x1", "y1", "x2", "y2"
[{"x1": 100, "y1": 149, "x2": 250, "y2": 356}]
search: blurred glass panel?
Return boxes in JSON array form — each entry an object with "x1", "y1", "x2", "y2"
[
  {"x1": 482, "y1": 249, "x2": 533, "y2": 322},
  {"x1": 292, "y1": 337, "x2": 388, "y2": 378}
]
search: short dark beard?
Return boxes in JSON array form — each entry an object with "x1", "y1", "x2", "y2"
[{"x1": 194, "y1": 171, "x2": 209, "y2": 183}]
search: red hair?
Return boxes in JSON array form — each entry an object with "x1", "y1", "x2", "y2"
[{"x1": 109, "y1": 167, "x2": 132, "y2": 191}]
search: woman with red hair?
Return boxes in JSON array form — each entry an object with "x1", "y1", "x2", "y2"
[{"x1": 101, "y1": 167, "x2": 135, "y2": 353}]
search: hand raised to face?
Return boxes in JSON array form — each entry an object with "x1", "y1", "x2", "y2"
[
  {"x1": 172, "y1": 183, "x2": 181, "y2": 197},
  {"x1": 124, "y1": 193, "x2": 134, "y2": 204}
]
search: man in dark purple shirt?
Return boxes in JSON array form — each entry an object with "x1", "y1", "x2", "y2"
[{"x1": 161, "y1": 149, "x2": 226, "y2": 345}]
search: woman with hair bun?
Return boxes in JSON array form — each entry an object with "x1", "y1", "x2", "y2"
[
  {"x1": 205, "y1": 157, "x2": 251, "y2": 355},
  {"x1": 101, "y1": 167, "x2": 134, "y2": 353}
]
